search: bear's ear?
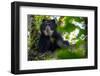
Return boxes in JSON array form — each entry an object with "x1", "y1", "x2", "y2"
[
  {"x1": 42, "y1": 19, "x2": 46, "y2": 22},
  {"x1": 51, "y1": 19, "x2": 57, "y2": 26},
  {"x1": 51, "y1": 19, "x2": 55, "y2": 23}
]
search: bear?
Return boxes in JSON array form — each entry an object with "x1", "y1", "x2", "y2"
[{"x1": 38, "y1": 19, "x2": 69, "y2": 54}]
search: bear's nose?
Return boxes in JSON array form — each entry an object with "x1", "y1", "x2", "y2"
[{"x1": 46, "y1": 26, "x2": 50, "y2": 32}]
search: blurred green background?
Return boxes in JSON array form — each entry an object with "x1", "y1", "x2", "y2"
[{"x1": 27, "y1": 15, "x2": 88, "y2": 61}]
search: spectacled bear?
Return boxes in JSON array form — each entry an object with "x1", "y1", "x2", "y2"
[{"x1": 38, "y1": 19, "x2": 69, "y2": 54}]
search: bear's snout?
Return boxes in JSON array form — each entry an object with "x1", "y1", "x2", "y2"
[{"x1": 44, "y1": 26, "x2": 53, "y2": 36}]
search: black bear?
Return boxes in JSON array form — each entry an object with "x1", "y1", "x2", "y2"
[{"x1": 38, "y1": 19, "x2": 69, "y2": 54}]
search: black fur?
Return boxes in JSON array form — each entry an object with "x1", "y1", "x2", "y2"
[{"x1": 38, "y1": 19, "x2": 69, "y2": 53}]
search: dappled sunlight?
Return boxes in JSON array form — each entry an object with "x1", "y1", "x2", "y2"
[{"x1": 72, "y1": 19, "x2": 86, "y2": 30}]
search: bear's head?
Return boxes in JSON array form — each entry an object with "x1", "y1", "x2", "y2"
[{"x1": 40, "y1": 19, "x2": 57, "y2": 36}]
